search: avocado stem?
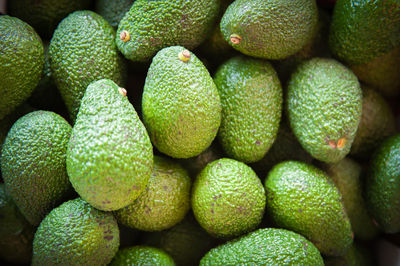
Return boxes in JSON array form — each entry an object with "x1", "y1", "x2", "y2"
[
  {"x1": 230, "y1": 34, "x2": 242, "y2": 44},
  {"x1": 120, "y1": 30, "x2": 130, "y2": 42},
  {"x1": 118, "y1": 87, "x2": 127, "y2": 96},
  {"x1": 178, "y1": 49, "x2": 191, "y2": 62}
]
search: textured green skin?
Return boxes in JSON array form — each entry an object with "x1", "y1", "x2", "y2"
[
  {"x1": 192, "y1": 158, "x2": 265, "y2": 239},
  {"x1": 323, "y1": 158, "x2": 380, "y2": 240},
  {"x1": 1, "y1": 110, "x2": 72, "y2": 226},
  {"x1": 49, "y1": 10, "x2": 126, "y2": 121},
  {"x1": 7, "y1": 0, "x2": 91, "y2": 39},
  {"x1": 324, "y1": 242, "x2": 373, "y2": 266},
  {"x1": 115, "y1": 156, "x2": 191, "y2": 231},
  {"x1": 214, "y1": 56, "x2": 282, "y2": 163},
  {"x1": 250, "y1": 121, "x2": 313, "y2": 178},
  {"x1": 110, "y1": 246, "x2": 175, "y2": 266},
  {"x1": 366, "y1": 134, "x2": 400, "y2": 233},
  {"x1": 96, "y1": 0, "x2": 135, "y2": 28},
  {"x1": 142, "y1": 46, "x2": 221, "y2": 159},
  {"x1": 32, "y1": 198, "x2": 119, "y2": 266},
  {"x1": 329, "y1": 0, "x2": 400, "y2": 66},
  {"x1": 67, "y1": 79, "x2": 153, "y2": 211},
  {"x1": 351, "y1": 45, "x2": 400, "y2": 97},
  {"x1": 220, "y1": 0, "x2": 318, "y2": 60},
  {"x1": 265, "y1": 161, "x2": 353, "y2": 256},
  {"x1": 287, "y1": 58, "x2": 362, "y2": 163},
  {"x1": 116, "y1": 0, "x2": 220, "y2": 62},
  {"x1": 0, "y1": 184, "x2": 35, "y2": 265},
  {"x1": 200, "y1": 228, "x2": 324, "y2": 265},
  {"x1": 0, "y1": 16, "x2": 43, "y2": 120},
  {"x1": 350, "y1": 87, "x2": 396, "y2": 158},
  {"x1": 143, "y1": 213, "x2": 217, "y2": 266}
]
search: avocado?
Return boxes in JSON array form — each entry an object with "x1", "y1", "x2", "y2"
[
  {"x1": 365, "y1": 133, "x2": 400, "y2": 233},
  {"x1": 1, "y1": 110, "x2": 73, "y2": 226},
  {"x1": 95, "y1": 0, "x2": 134, "y2": 28},
  {"x1": 32, "y1": 197, "x2": 120, "y2": 266},
  {"x1": 0, "y1": 15, "x2": 44, "y2": 120},
  {"x1": 329, "y1": 0, "x2": 400, "y2": 96},
  {"x1": 220, "y1": 0, "x2": 318, "y2": 60},
  {"x1": 265, "y1": 160, "x2": 353, "y2": 256},
  {"x1": 192, "y1": 158, "x2": 266, "y2": 239},
  {"x1": 67, "y1": 79, "x2": 153, "y2": 211},
  {"x1": 7, "y1": 0, "x2": 92, "y2": 40},
  {"x1": 142, "y1": 212, "x2": 218, "y2": 266},
  {"x1": 214, "y1": 56, "x2": 282, "y2": 163},
  {"x1": 116, "y1": 0, "x2": 220, "y2": 62},
  {"x1": 350, "y1": 86, "x2": 397, "y2": 159},
  {"x1": 110, "y1": 246, "x2": 175, "y2": 266},
  {"x1": 142, "y1": 46, "x2": 221, "y2": 159},
  {"x1": 115, "y1": 155, "x2": 191, "y2": 231},
  {"x1": 287, "y1": 58, "x2": 362, "y2": 163},
  {"x1": 322, "y1": 157, "x2": 380, "y2": 240},
  {"x1": 200, "y1": 228, "x2": 324, "y2": 265},
  {"x1": 0, "y1": 184, "x2": 35, "y2": 265},
  {"x1": 49, "y1": 10, "x2": 127, "y2": 121}
]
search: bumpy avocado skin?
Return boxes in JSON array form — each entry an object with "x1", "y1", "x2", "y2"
[
  {"x1": 214, "y1": 56, "x2": 282, "y2": 163},
  {"x1": 0, "y1": 15, "x2": 44, "y2": 120},
  {"x1": 350, "y1": 86, "x2": 397, "y2": 159},
  {"x1": 49, "y1": 10, "x2": 126, "y2": 121},
  {"x1": 142, "y1": 46, "x2": 221, "y2": 159},
  {"x1": 192, "y1": 158, "x2": 266, "y2": 239},
  {"x1": 0, "y1": 184, "x2": 35, "y2": 265},
  {"x1": 7, "y1": 0, "x2": 92, "y2": 39},
  {"x1": 116, "y1": 0, "x2": 220, "y2": 62},
  {"x1": 287, "y1": 58, "x2": 362, "y2": 163},
  {"x1": 323, "y1": 158, "x2": 380, "y2": 240},
  {"x1": 67, "y1": 79, "x2": 153, "y2": 211},
  {"x1": 220, "y1": 0, "x2": 318, "y2": 60},
  {"x1": 110, "y1": 246, "x2": 175, "y2": 266},
  {"x1": 366, "y1": 134, "x2": 400, "y2": 234},
  {"x1": 115, "y1": 156, "x2": 191, "y2": 231},
  {"x1": 265, "y1": 161, "x2": 353, "y2": 256},
  {"x1": 95, "y1": 0, "x2": 134, "y2": 28},
  {"x1": 32, "y1": 198, "x2": 120, "y2": 266},
  {"x1": 200, "y1": 228, "x2": 324, "y2": 265},
  {"x1": 1, "y1": 110, "x2": 72, "y2": 226}
]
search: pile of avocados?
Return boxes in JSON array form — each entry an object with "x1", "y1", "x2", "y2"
[{"x1": 0, "y1": 0, "x2": 399, "y2": 265}]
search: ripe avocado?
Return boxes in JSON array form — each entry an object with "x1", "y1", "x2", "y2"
[
  {"x1": 220, "y1": 0, "x2": 318, "y2": 59},
  {"x1": 265, "y1": 160, "x2": 353, "y2": 256},
  {"x1": 67, "y1": 79, "x2": 153, "y2": 211},
  {"x1": 110, "y1": 246, "x2": 175, "y2": 266},
  {"x1": 213, "y1": 56, "x2": 282, "y2": 163},
  {"x1": 0, "y1": 15, "x2": 44, "y2": 120},
  {"x1": 1, "y1": 110, "x2": 73, "y2": 225},
  {"x1": 32, "y1": 198, "x2": 120, "y2": 266},
  {"x1": 366, "y1": 133, "x2": 400, "y2": 233},
  {"x1": 192, "y1": 158, "x2": 266, "y2": 239},
  {"x1": 116, "y1": 0, "x2": 220, "y2": 62},
  {"x1": 287, "y1": 58, "x2": 362, "y2": 163},
  {"x1": 142, "y1": 46, "x2": 221, "y2": 159},
  {"x1": 115, "y1": 156, "x2": 191, "y2": 231},
  {"x1": 200, "y1": 228, "x2": 324, "y2": 265},
  {"x1": 49, "y1": 10, "x2": 127, "y2": 121}
]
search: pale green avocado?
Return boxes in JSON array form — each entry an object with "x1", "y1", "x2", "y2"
[
  {"x1": 67, "y1": 79, "x2": 153, "y2": 211},
  {"x1": 110, "y1": 246, "x2": 175, "y2": 266}
]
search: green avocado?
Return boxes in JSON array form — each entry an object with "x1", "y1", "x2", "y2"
[
  {"x1": 287, "y1": 58, "x2": 362, "y2": 163},
  {"x1": 265, "y1": 160, "x2": 353, "y2": 256},
  {"x1": 110, "y1": 246, "x2": 175, "y2": 266},
  {"x1": 67, "y1": 79, "x2": 153, "y2": 211},
  {"x1": 32, "y1": 198, "x2": 120, "y2": 266},
  {"x1": 142, "y1": 46, "x2": 221, "y2": 159},
  {"x1": 0, "y1": 15, "x2": 44, "y2": 120},
  {"x1": 366, "y1": 133, "x2": 400, "y2": 233},
  {"x1": 200, "y1": 228, "x2": 324, "y2": 265},
  {"x1": 116, "y1": 0, "x2": 220, "y2": 62},
  {"x1": 220, "y1": 0, "x2": 318, "y2": 60},
  {"x1": 49, "y1": 10, "x2": 126, "y2": 121},
  {"x1": 214, "y1": 56, "x2": 282, "y2": 163},
  {"x1": 192, "y1": 158, "x2": 266, "y2": 239},
  {"x1": 95, "y1": 0, "x2": 134, "y2": 28},
  {"x1": 1, "y1": 110, "x2": 72, "y2": 226}
]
